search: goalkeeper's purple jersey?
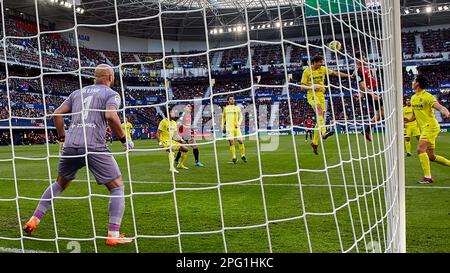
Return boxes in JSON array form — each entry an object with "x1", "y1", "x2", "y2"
[{"x1": 62, "y1": 84, "x2": 121, "y2": 150}]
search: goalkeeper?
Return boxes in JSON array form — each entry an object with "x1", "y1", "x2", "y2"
[{"x1": 23, "y1": 64, "x2": 133, "y2": 246}]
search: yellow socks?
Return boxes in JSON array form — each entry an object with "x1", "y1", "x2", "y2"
[
  {"x1": 434, "y1": 155, "x2": 450, "y2": 167},
  {"x1": 239, "y1": 143, "x2": 246, "y2": 157},
  {"x1": 418, "y1": 153, "x2": 432, "y2": 178},
  {"x1": 318, "y1": 115, "x2": 326, "y2": 135},
  {"x1": 230, "y1": 145, "x2": 236, "y2": 159},
  {"x1": 168, "y1": 152, "x2": 175, "y2": 170},
  {"x1": 405, "y1": 140, "x2": 411, "y2": 154},
  {"x1": 313, "y1": 124, "x2": 319, "y2": 145},
  {"x1": 179, "y1": 152, "x2": 188, "y2": 166},
  {"x1": 313, "y1": 115, "x2": 325, "y2": 145}
]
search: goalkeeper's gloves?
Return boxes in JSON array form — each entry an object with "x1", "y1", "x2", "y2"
[
  {"x1": 158, "y1": 141, "x2": 164, "y2": 148},
  {"x1": 57, "y1": 135, "x2": 65, "y2": 143},
  {"x1": 120, "y1": 136, "x2": 134, "y2": 150}
]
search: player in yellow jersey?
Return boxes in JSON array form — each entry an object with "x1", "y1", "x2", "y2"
[
  {"x1": 121, "y1": 119, "x2": 135, "y2": 149},
  {"x1": 404, "y1": 75, "x2": 450, "y2": 183},
  {"x1": 301, "y1": 55, "x2": 352, "y2": 155},
  {"x1": 403, "y1": 98, "x2": 420, "y2": 157},
  {"x1": 157, "y1": 108, "x2": 189, "y2": 173},
  {"x1": 222, "y1": 96, "x2": 246, "y2": 164}
]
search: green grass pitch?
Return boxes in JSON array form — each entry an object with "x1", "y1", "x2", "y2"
[{"x1": 0, "y1": 132, "x2": 449, "y2": 253}]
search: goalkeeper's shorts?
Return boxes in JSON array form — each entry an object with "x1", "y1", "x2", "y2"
[
  {"x1": 404, "y1": 125, "x2": 420, "y2": 138},
  {"x1": 162, "y1": 140, "x2": 182, "y2": 151},
  {"x1": 419, "y1": 125, "x2": 440, "y2": 149},
  {"x1": 58, "y1": 147, "x2": 121, "y2": 184}
]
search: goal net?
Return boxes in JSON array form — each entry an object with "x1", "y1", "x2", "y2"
[{"x1": 0, "y1": 0, "x2": 404, "y2": 253}]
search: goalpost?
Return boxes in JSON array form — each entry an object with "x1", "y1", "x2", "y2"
[{"x1": 0, "y1": 0, "x2": 405, "y2": 253}]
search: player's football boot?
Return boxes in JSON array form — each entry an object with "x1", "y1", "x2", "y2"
[
  {"x1": 170, "y1": 168, "x2": 180, "y2": 173},
  {"x1": 195, "y1": 162, "x2": 204, "y2": 167},
  {"x1": 362, "y1": 131, "x2": 373, "y2": 142},
  {"x1": 322, "y1": 130, "x2": 335, "y2": 140},
  {"x1": 106, "y1": 233, "x2": 133, "y2": 246},
  {"x1": 311, "y1": 143, "x2": 319, "y2": 155},
  {"x1": 417, "y1": 177, "x2": 433, "y2": 184},
  {"x1": 241, "y1": 156, "x2": 247, "y2": 163},
  {"x1": 177, "y1": 164, "x2": 189, "y2": 170},
  {"x1": 232, "y1": 158, "x2": 237, "y2": 164},
  {"x1": 23, "y1": 216, "x2": 39, "y2": 236},
  {"x1": 406, "y1": 153, "x2": 412, "y2": 157}
]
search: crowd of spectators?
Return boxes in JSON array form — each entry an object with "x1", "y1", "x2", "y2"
[
  {"x1": 0, "y1": 14, "x2": 449, "y2": 146},
  {"x1": 421, "y1": 28, "x2": 450, "y2": 53},
  {"x1": 402, "y1": 31, "x2": 418, "y2": 55}
]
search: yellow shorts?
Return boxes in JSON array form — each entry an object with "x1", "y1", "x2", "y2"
[
  {"x1": 419, "y1": 126, "x2": 440, "y2": 149},
  {"x1": 226, "y1": 128, "x2": 242, "y2": 139},
  {"x1": 404, "y1": 125, "x2": 420, "y2": 138},
  {"x1": 162, "y1": 140, "x2": 181, "y2": 151},
  {"x1": 307, "y1": 93, "x2": 326, "y2": 111}
]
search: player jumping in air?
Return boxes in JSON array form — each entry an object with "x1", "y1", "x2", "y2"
[
  {"x1": 157, "y1": 108, "x2": 189, "y2": 172},
  {"x1": 23, "y1": 64, "x2": 134, "y2": 246},
  {"x1": 121, "y1": 118, "x2": 135, "y2": 149},
  {"x1": 404, "y1": 75, "x2": 450, "y2": 184},
  {"x1": 403, "y1": 98, "x2": 420, "y2": 157},
  {"x1": 301, "y1": 55, "x2": 352, "y2": 155},
  {"x1": 175, "y1": 104, "x2": 204, "y2": 167},
  {"x1": 354, "y1": 52, "x2": 384, "y2": 142},
  {"x1": 304, "y1": 116, "x2": 314, "y2": 142},
  {"x1": 222, "y1": 96, "x2": 246, "y2": 164}
]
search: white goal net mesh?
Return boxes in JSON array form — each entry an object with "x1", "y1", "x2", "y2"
[{"x1": 0, "y1": 0, "x2": 404, "y2": 253}]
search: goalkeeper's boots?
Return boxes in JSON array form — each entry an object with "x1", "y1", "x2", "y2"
[
  {"x1": 232, "y1": 158, "x2": 237, "y2": 164},
  {"x1": 417, "y1": 177, "x2": 433, "y2": 184},
  {"x1": 406, "y1": 153, "x2": 412, "y2": 157},
  {"x1": 23, "y1": 216, "x2": 39, "y2": 236},
  {"x1": 241, "y1": 156, "x2": 247, "y2": 163},
  {"x1": 177, "y1": 163, "x2": 189, "y2": 170},
  {"x1": 106, "y1": 233, "x2": 133, "y2": 246},
  {"x1": 322, "y1": 130, "x2": 335, "y2": 140},
  {"x1": 311, "y1": 143, "x2": 319, "y2": 155}
]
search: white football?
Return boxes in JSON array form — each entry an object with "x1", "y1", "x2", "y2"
[{"x1": 329, "y1": 40, "x2": 342, "y2": 51}]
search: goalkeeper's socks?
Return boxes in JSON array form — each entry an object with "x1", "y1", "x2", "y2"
[
  {"x1": 193, "y1": 148, "x2": 199, "y2": 163},
  {"x1": 433, "y1": 155, "x2": 450, "y2": 167},
  {"x1": 109, "y1": 186, "x2": 125, "y2": 233},
  {"x1": 175, "y1": 151, "x2": 182, "y2": 164},
  {"x1": 418, "y1": 153, "x2": 432, "y2": 178},
  {"x1": 33, "y1": 181, "x2": 63, "y2": 221},
  {"x1": 239, "y1": 143, "x2": 246, "y2": 157}
]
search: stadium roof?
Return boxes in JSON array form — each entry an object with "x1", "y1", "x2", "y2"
[{"x1": 4, "y1": 0, "x2": 450, "y2": 41}]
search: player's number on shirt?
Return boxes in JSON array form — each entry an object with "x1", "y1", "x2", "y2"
[{"x1": 82, "y1": 96, "x2": 94, "y2": 121}]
